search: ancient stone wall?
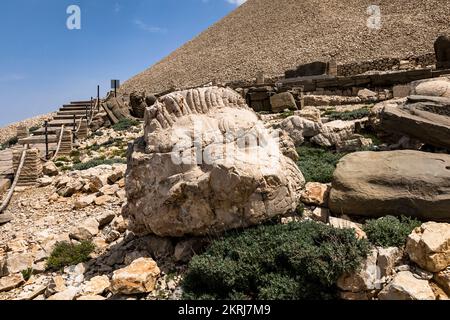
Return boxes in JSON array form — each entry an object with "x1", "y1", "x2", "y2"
[{"x1": 337, "y1": 53, "x2": 436, "y2": 77}]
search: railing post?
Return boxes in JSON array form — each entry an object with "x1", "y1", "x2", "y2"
[
  {"x1": 73, "y1": 114, "x2": 76, "y2": 141},
  {"x1": 44, "y1": 121, "x2": 49, "y2": 160}
]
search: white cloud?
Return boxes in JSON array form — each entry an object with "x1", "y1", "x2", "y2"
[
  {"x1": 133, "y1": 19, "x2": 167, "y2": 33},
  {"x1": 226, "y1": 0, "x2": 247, "y2": 6}
]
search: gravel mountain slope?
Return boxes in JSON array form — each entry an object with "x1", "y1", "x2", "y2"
[{"x1": 122, "y1": 0, "x2": 450, "y2": 94}]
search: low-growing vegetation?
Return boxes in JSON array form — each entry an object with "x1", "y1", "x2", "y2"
[
  {"x1": 324, "y1": 107, "x2": 370, "y2": 121},
  {"x1": 280, "y1": 110, "x2": 295, "y2": 119},
  {"x1": 112, "y1": 118, "x2": 140, "y2": 131},
  {"x1": 71, "y1": 157, "x2": 126, "y2": 171},
  {"x1": 296, "y1": 145, "x2": 347, "y2": 183},
  {"x1": 182, "y1": 221, "x2": 370, "y2": 300},
  {"x1": 21, "y1": 268, "x2": 34, "y2": 281},
  {"x1": 363, "y1": 215, "x2": 421, "y2": 248},
  {"x1": 46, "y1": 241, "x2": 95, "y2": 271},
  {"x1": 0, "y1": 136, "x2": 19, "y2": 150},
  {"x1": 29, "y1": 125, "x2": 41, "y2": 133}
]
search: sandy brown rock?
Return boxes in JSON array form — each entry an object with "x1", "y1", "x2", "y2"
[
  {"x1": 110, "y1": 258, "x2": 160, "y2": 295},
  {"x1": 329, "y1": 151, "x2": 450, "y2": 220},
  {"x1": 124, "y1": 87, "x2": 305, "y2": 237},
  {"x1": 378, "y1": 271, "x2": 435, "y2": 300},
  {"x1": 406, "y1": 222, "x2": 450, "y2": 273},
  {"x1": 301, "y1": 182, "x2": 330, "y2": 207}
]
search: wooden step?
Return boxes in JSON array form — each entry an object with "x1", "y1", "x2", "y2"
[
  {"x1": 57, "y1": 110, "x2": 90, "y2": 116},
  {"x1": 60, "y1": 106, "x2": 90, "y2": 111},
  {"x1": 18, "y1": 135, "x2": 58, "y2": 145},
  {"x1": 70, "y1": 101, "x2": 92, "y2": 105},
  {"x1": 32, "y1": 128, "x2": 58, "y2": 136},
  {"x1": 47, "y1": 120, "x2": 80, "y2": 128},
  {"x1": 54, "y1": 114, "x2": 86, "y2": 120}
]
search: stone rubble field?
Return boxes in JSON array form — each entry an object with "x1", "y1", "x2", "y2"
[{"x1": 0, "y1": 78, "x2": 450, "y2": 300}]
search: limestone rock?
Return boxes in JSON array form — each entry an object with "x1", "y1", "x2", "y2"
[
  {"x1": 294, "y1": 107, "x2": 321, "y2": 123},
  {"x1": 123, "y1": 87, "x2": 305, "y2": 237},
  {"x1": 95, "y1": 195, "x2": 113, "y2": 206},
  {"x1": 46, "y1": 275, "x2": 67, "y2": 296},
  {"x1": 406, "y1": 222, "x2": 450, "y2": 273},
  {"x1": 329, "y1": 151, "x2": 450, "y2": 220},
  {"x1": 83, "y1": 275, "x2": 110, "y2": 296},
  {"x1": 74, "y1": 194, "x2": 96, "y2": 209},
  {"x1": 6, "y1": 253, "x2": 34, "y2": 274},
  {"x1": 0, "y1": 213, "x2": 13, "y2": 225},
  {"x1": 310, "y1": 207, "x2": 329, "y2": 223},
  {"x1": 270, "y1": 92, "x2": 297, "y2": 113},
  {"x1": 377, "y1": 247, "x2": 403, "y2": 278},
  {"x1": 77, "y1": 295, "x2": 106, "y2": 301},
  {"x1": 434, "y1": 268, "x2": 450, "y2": 296},
  {"x1": 87, "y1": 176, "x2": 103, "y2": 193},
  {"x1": 377, "y1": 95, "x2": 450, "y2": 149},
  {"x1": 0, "y1": 255, "x2": 7, "y2": 277},
  {"x1": 110, "y1": 258, "x2": 161, "y2": 295},
  {"x1": 47, "y1": 287, "x2": 79, "y2": 301},
  {"x1": 112, "y1": 216, "x2": 127, "y2": 233},
  {"x1": 311, "y1": 120, "x2": 355, "y2": 148},
  {"x1": 300, "y1": 182, "x2": 330, "y2": 207},
  {"x1": 329, "y1": 217, "x2": 367, "y2": 240},
  {"x1": 378, "y1": 271, "x2": 435, "y2": 300},
  {"x1": 280, "y1": 116, "x2": 322, "y2": 146},
  {"x1": 37, "y1": 176, "x2": 53, "y2": 187},
  {"x1": 69, "y1": 218, "x2": 99, "y2": 241},
  {"x1": 358, "y1": 89, "x2": 377, "y2": 101},
  {"x1": 108, "y1": 170, "x2": 124, "y2": 185},
  {"x1": 337, "y1": 249, "x2": 379, "y2": 293},
  {"x1": 411, "y1": 77, "x2": 450, "y2": 97},
  {"x1": 96, "y1": 212, "x2": 116, "y2": 228},
  {"x1": 43, "y1": 161, "x2": 59, "y2": 177},
  {"x1": 0, "y1": 274, "x2": 25, "y2": 292}
]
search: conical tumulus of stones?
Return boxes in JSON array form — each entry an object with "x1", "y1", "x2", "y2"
[{"x1": 123, "y1": 86, "x2": 305, "y2": 237}]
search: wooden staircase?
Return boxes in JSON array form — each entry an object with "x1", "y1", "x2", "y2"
[{"x1": 19, "y1": 101, "x2": 98, "y2": 145}]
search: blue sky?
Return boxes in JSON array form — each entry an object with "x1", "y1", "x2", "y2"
[{"x1": 0, "y1": 0, "x2": 246, "y2": 127}]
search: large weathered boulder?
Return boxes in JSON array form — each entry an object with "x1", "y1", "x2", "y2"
[
  {"x1": 110, "y1": 258, "x2": 160, "y2": 295},
  {"x1": 406, "y1": 222, "x2": 450, "y2": 273},
  {"x1": 270, "y1": 92, "x2": 297, "y2": 113},
  {"x1": 329, "y1": 151, "x2": 450, "y2": 220},
  {"x1": 279, "y1": 116, "x2": 322, "y2": 146},
  {"x1": 375, "y1": 95, "x2": 450, "y2": 149},
  {"x1": 311, "y1": 120, "x2": 355, "y2": 148},
  {"x1": 123, "y1": 86, "x2": 305, "y2": 237},
  {"x1": 411, "y1": 78, "x2": 450, "y2": 98},
  {"x1": 378, "y1": 271, "x2": 435, "y2": 300}
]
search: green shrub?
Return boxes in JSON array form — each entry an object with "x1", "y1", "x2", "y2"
[
  {"x1": 70, "y1": 150, "x2": 81, "y2": 157},
  {"x1": 21, "y1": 268, "x2": 34, "y2": 281},
  {"x1": 46, "y1": 241, "x2": 95, "y2": 271},
  {"x1": 182, "y1": 221, "x2": 370, "y2": 300},
  {"x1": 1, "y1": 136, "x2": 19, "y2": 149},
  {"x1": 296, "y1": 145, "x2": 346, "y2": 183},
  {"x1": 280, "y1": 110, "x2": 295, "y2": 119},
  {"x1": 55, "y1": 156, "x2": 70, "y2": 163},
  {"x1": 112, "y1": 118, "x2": 140, "y2": 131},
  {"x1": 71, "y1": 157, "x2": 126, "y2": 171},
  {"x1": 29, "y1": 125, "x2": 41, "y2": 133},
  {"x1": 324, "y1": 108, "x2": 370, "y2": 121},
  {"x1": 363, "y1": 216, "x2": 421, "y2": 248}
]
